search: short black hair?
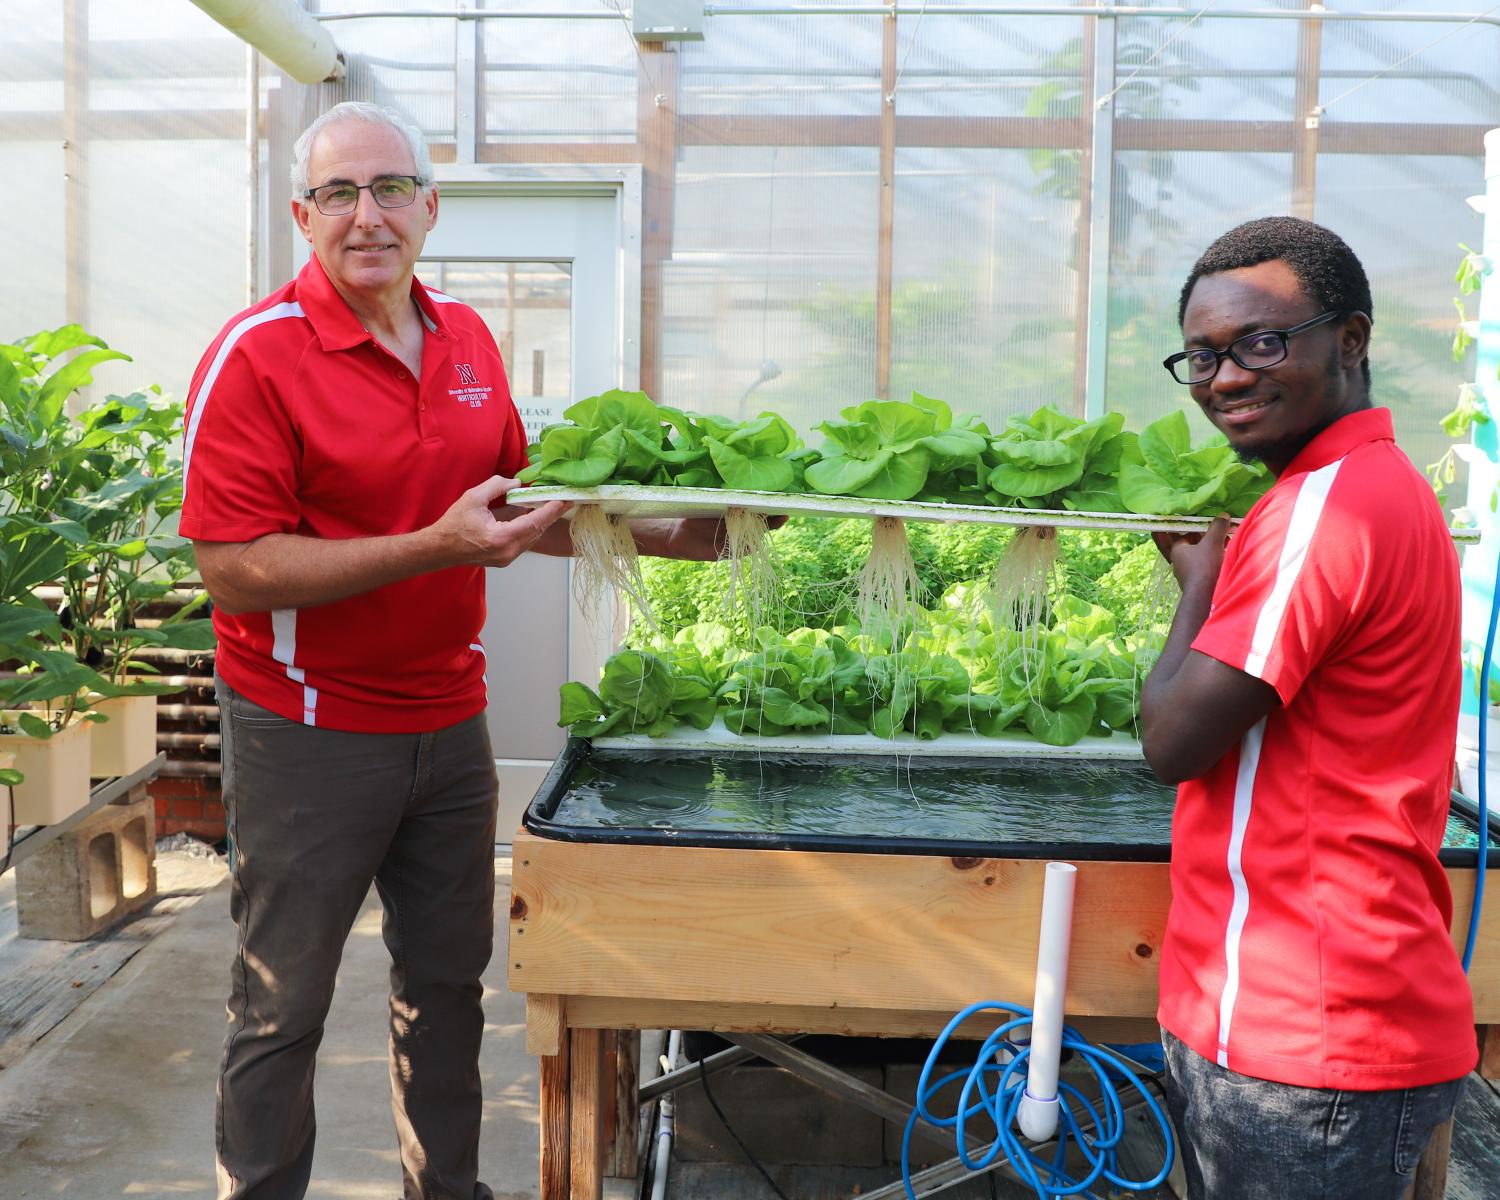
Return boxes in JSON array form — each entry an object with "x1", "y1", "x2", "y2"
[{"x1": 1178, "y1": 216, "x2": 1373, "y2": 384}]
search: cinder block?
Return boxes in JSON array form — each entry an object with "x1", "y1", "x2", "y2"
[
  {"x1": 16, "y1": 789, "x2": 157, "y2": 941},
  {"x1": 673, "y1": 1062, "x2": 884, "y2": 1166}
]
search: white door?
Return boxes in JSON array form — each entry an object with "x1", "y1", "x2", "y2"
[{"x1": 418, "y1": 176, "x2": 639, "y2": 840}]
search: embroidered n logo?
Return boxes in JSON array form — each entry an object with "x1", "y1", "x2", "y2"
[{"x1": 455, "y1": 363, "x2": 479, "y2": 386}]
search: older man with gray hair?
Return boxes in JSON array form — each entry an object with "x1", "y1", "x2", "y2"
[{"x1": 181, "y1": 101, "x2": 723, "y2": 1200}]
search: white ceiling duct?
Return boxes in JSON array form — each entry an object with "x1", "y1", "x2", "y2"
[{"x1": 188, "y1": 0, "x2": 344, "y2": 84}]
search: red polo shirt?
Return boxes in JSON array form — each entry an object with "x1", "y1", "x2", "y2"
[
  {"x1": 179, "y1": 255, "x2": 528, "y2": 733},
  {"x1": 1157, "y1": 407, "x2": 1476, "y2": 1090}
]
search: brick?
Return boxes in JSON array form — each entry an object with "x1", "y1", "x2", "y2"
[
  {"x1": 172, "y1": 796, "x2": 204, "y2": 820},
  {"x1": 16, "y1": 789, "x2": 157, "y2": 941}
]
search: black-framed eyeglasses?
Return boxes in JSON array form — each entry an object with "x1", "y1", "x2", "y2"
[
  {"x1": 303, "y1": 174, "x2": 425, "y2": 216},
  {"x1": 1162, "y1": 310, "x2": 1344, "y2": 385}
]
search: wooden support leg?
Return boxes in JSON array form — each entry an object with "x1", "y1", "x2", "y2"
[
  {"x1": 569, "y1": 1028, "x2": 607, "y2": 1200},
  {"x1": 540, "y1": 1037, "x2": 571, "y2": 1200},
  {"x1": 1407, "y1": 1116, "x2": 1455, "y2": 1200},
  {"x1": 608, "y1": 1029, "x2": 642, "y2": 1179},
  {"x1": 1478, "y1": 1024, "x2": 1499, "y2": 1081},
  {"x1": 601, "y1": 1030, "x2": 619, "y2": 1175}
]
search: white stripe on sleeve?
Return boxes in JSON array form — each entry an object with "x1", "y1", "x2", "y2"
[
  {"x1": 1243, "y1": 459, "x2": 1343, "y2": 679},
  {"x1": 182, "y1": 301, "x2": 305, "y2": 494}
]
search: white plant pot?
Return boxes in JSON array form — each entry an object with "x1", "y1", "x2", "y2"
[
  {"x1": 1455, "y1": 710, "x2": 1500, "y2": 801},
  {"x1": 0, "y1": 712, "x2": 93, "y2": 827},
  {"x1": 88, "y1": 694, "x2": 159, "y2": 779}
]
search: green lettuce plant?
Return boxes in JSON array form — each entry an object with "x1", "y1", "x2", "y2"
[
  {"x1": 518, "y1": 390, "x2": 810, "y2": 491},
  {"x1": 1118, "y1": 411, "x2": 1271, "y2": 517},
  {"x1": 983, "y1": 406, "x2": 1128, "y2": 511},
  {"x1": 562, "y1": 584, "x2": 1155, "y2": 748},
  {"x1": 803, "y1": 393, "x2": 988, "y2": 502}
]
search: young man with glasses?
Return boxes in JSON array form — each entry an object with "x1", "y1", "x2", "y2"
[
  {"x1": 1139, "y1": 216, "x2": 1476, "y2": 1199},
  {"x1": 180, "y1": 101, "x2": 726, "y2": 1200}
]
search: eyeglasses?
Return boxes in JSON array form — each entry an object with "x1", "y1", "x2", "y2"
[
  {"x1": 1162, "y1": 310, "x2": 1344, "y2": 385},
  {"x1": 303, "y1": 174, "x2": 424, "y2": 216}
]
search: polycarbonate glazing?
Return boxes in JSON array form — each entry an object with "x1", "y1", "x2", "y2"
[
  {"x1": 295, "y1": 11, "x2": 457, "y2": 150},
  {"x1": 662, "y1": 18, "x2": 889, "y2": 424},
  {"x1": 1317, "y1": 152, "x2": 1486, "y2": 483},
  {"x1": 884, "y1": 12, "x2": 1084, "y2": 424},
  {"x1": 481, "y1": 2, "x2": 637, "y2": 144},
  {"x1": 1318, "y1": 13, "x2": 1500, "y2": 126},
  {"x1": 1105, "y1": 149, "x2": 1295, "y2": 432},
  {"x1": 0, "y1": 1, "x2": 246, "y2": 411},
  {"x1": 3, "y1": 1, "x2": 1499, "y2": 472},
  {"x1": 663, "y1": 143, "x2": 882, "y2": 427},
  {"x1": 891, "y1": 148, "x2": 1080, "y2": 418}
]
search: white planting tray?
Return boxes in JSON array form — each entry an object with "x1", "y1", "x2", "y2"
[
  {"x1": 512, "y1": 484, "x2": 1482, "y2": 542},
  {"x1": 593, "y1": 717, "x2": 1146, "y2": 759}
]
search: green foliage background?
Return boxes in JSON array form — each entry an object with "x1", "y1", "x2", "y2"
[{"x1": 626, "y1": 518, "x2": 1156, "y2": 646}]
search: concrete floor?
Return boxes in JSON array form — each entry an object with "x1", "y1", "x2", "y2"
[
  {"x1": 3, "y1": 849, "x2": 1497, "y2": 1200},
  {"x1": 0, "y1": 850, "x2": 554, "y2": 1200}
]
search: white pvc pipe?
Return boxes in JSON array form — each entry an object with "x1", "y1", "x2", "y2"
[
  {"x1": 649, "y1": 1029, "x2": 682, "y2": 1200},
  {"x1": 189, "y1": 0, "x2": 344, "y2": 84},
  {"x1": 1016, "y1": 861, "x2": 1077, "y2": 1143}
]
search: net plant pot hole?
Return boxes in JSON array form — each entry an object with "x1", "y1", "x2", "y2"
[
  {"x1": 1, "y1": 711, "x2": 93, "y2": 827},
  {"x1": 88, "y1": 693, "x2": 158, "y2": 780}
]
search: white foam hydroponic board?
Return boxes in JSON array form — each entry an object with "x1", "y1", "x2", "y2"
[
  {"x1": 511, "y1": 484, "x2": 1481, "y2": 542},
  {"x1": 592, "y1": 717, "x2": 1145, "y2": 759}
]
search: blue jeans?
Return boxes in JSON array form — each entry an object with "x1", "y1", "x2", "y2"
[{"x1": 1162, "y1": 1030, "x2": 1464, "y2": 1200}]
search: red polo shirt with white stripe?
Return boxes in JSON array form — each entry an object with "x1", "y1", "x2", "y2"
[
  {"x1": 179, "y1": 255, "x2": 528, "y2": 733},
  {"x1": 1157, "y1": 407, "x2": 1476, "y2": 1090}
]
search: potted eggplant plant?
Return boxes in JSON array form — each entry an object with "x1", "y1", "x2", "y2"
[
  {"x1": 0, "y1": 327, "x2": 128, "y2": 818},
  {"x1": 52, "y1": 386, "x2": 214, "y2": 777},
  {"x1": 0, "y1": 325, "x2": 211, "y2": 816}
]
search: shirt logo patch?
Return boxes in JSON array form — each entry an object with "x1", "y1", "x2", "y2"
[{"x1": 449, "y1": 363, "x2": 492, "y2": 408}]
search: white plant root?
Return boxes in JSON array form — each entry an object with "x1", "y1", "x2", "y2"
[
  {"x1": 989, "y1": 525, "x2": 1059, "y2": 691},
  {"x1": 721, "y1": 507, "x2": 782, "y2": 635},
  {"x1": 855, "y1": 516, "x2": 925, "y2": 651},
  {"x1": 570, "y1": 504, "x2": 656, "y2": 631}
]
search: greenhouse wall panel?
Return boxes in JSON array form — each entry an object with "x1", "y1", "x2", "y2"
[{"x1": 0, "y1": 0, "x2": 1496, "y2": 472}]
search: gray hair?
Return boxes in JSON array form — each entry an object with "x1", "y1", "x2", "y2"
[{"x1": 289, "y1": 101, "x2": 434, "y2": 200}]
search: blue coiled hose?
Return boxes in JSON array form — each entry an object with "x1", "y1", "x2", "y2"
[{"x1": 902, "y1": 1001, "x2": 1173, "y2": 1200}]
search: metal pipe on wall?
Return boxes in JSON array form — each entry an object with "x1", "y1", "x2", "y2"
[
  {"x1": 246, "y1": 43, "x2": 259, "y2": 306},
  {"x1": 310, "y1": 6, "x2": 1500, "y2": 31},
  {"x1": 190, "y1": 0, "x2": 345, "y2": 83}
]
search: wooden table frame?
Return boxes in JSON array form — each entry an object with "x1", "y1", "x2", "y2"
[{"x1": 509, "y1": 830, "x2": 1499, "y2": 1200}]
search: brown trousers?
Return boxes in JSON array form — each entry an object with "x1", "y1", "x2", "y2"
[{"x1": 214, "y1": 678, "x2": 499, "y2": 1200}]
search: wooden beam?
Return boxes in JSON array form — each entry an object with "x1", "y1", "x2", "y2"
[
  {"x1": 527, "y1": 992, "x2": 566, "y2": 1057},
  {"x1": 637, "y1": 45, "x2": 679, "y2": 401},
  {"x1": 1291, "y1": 1, "x2": 1324, "y2": 220},
  {"x1": 567, "y1": 1027, "x2": 606, "y2": 1200},
  {"x1": 511, "y1": 831, "x2": 1500, "y2": 1020},
  {"x1": 63, "y1": 0, "x2": 87, "y2": 333},
  {"x1": 1070, "y1": 23, "x2": 1095, "y2": 417},
  {"x1": 0, "y1": 109, "x2": 1486, "y2": 158},
  {"x1": 540, "y1": 1035, "x2": 571, "y2": 1200},
  {"x1": 1478, "y1": 1023, "x2": 1500, "y2": 1081},
  {"x1": 509, "y1": 833, "x2": 1170, "y2": 1017},
  {"x1": 876, "y1": 0, "x2": 898, "y2": 400},
  {"x1": 562, "y1": 994, "x2": 1158, "y2": 1045},
  {"x1": 669, "y1": 114, "x2": 1488, "y2": 157},
  {"x1": 607, "y1": 1029, "x2": 641, "y2": 1179},
  {"x1": 476, "y1": 142, "x2": 642, "y2": 165}
]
